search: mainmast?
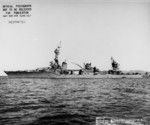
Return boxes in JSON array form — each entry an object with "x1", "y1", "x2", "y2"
[{"x1": 111, "y1": 57, "x2": 119, "y2": 71}]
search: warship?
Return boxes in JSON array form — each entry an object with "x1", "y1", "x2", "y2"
[{"x1": 5, "y1": 44, "x2": 143, "y2": 78}]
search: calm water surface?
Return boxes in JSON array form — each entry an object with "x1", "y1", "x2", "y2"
[{"x1": 0, "y1": 78, "x2": 150, "y2": 125}]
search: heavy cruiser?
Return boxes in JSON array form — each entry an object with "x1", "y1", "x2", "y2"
[{"x1": 5, "y1": 43, "x2": 143, "y2": 79}]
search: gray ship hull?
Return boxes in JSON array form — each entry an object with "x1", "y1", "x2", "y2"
[{"x1": 5, "y1": 71, "x2": 143, "y2": 79}]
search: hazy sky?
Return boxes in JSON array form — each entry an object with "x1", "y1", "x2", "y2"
[{"x1": 0, "y1": 0, "x2": 150, "y2": 75}]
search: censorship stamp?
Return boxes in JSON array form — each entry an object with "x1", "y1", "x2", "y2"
[{"x1": 96, "y1": 117, "x2": 145, "y2": 125}]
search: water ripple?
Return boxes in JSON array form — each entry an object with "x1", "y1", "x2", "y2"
[{"x1": 0, "y1": 78, "x2": 150, "y2": 125}]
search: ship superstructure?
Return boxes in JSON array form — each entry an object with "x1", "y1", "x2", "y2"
[{"x1": 4, "y1": 43, "x2": 143, "y2": 78}]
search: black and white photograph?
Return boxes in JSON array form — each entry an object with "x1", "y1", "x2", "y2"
[{"x1": 0, "y1": 0, "x2": 150, "y2": 125}]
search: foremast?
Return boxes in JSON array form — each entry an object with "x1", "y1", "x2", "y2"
[
  {"x1": 49, "y1": 42, "x2": 68, "y2": 72},
  {"x1": 54, "y1": 44, "x2": 61, "y2": 66},
  {"x1": 50, "y1": 42, "x2": 61, "y2": 70}
]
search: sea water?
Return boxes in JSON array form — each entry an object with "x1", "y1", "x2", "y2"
[{"x1": 0, "y1": 78, "x2": 150, "y2": 125}]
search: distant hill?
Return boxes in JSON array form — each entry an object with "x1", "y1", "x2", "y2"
[
  {"x1": 129, "y1": 70, "x2": 149, "y2": 74},
  {"x1": 121, "y1": 70, "x2": 150, "y2": 75}
]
